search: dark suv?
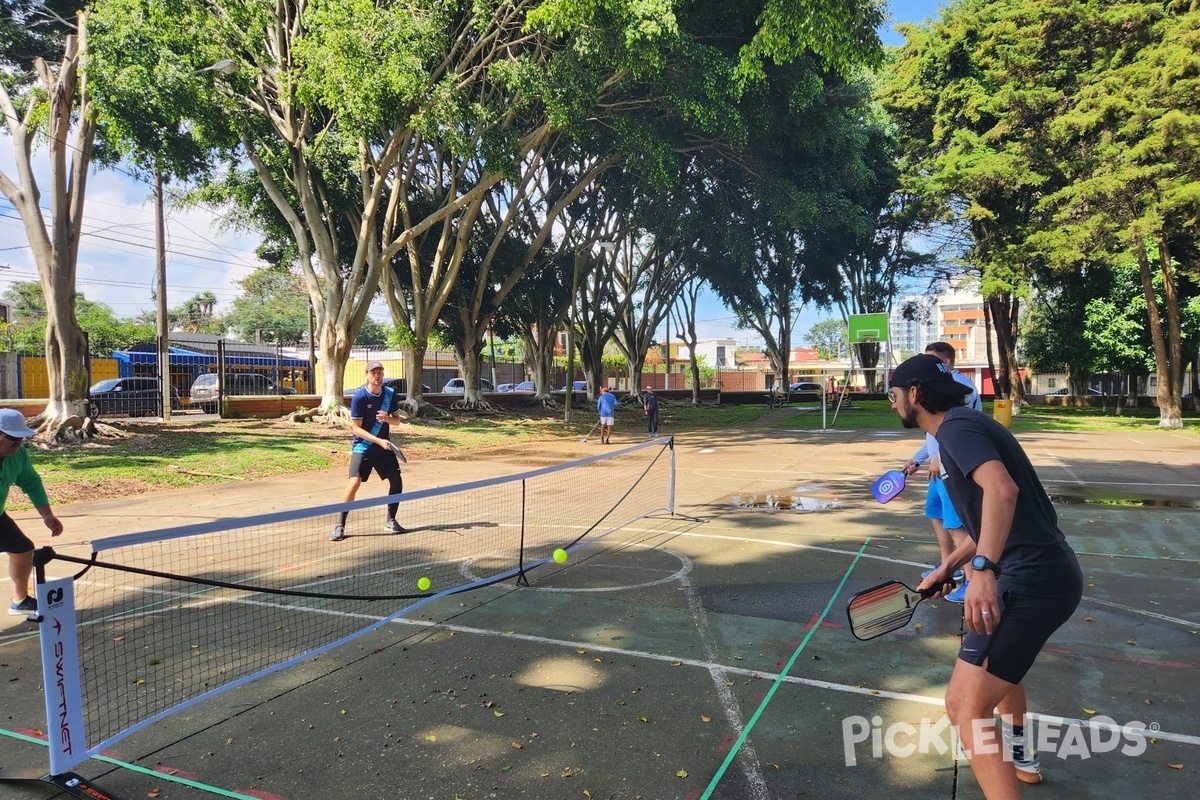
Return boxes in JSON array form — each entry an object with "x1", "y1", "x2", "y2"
[
  {"x1": 89, "y1": 377, "x2": 181, "y2": 418},
  {"x1": 189, "y1": 373, "x2": 297, "y2": 413}
]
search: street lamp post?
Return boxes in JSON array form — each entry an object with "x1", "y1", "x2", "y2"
[
  {"x1": 564, "y1": 249, "x2": 583, "y2": 423},
  {"x1": 155, "y1": 166, "x2": 171, "y2": 421}
]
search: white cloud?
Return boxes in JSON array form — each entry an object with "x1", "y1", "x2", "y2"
[{"x1": 1, "y1": 139, "x2": 261, "y2": 317}]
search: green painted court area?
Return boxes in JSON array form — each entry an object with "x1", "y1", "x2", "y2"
[{"x1": 2, "y1": 424, "x2": 1197, "y2": 800}]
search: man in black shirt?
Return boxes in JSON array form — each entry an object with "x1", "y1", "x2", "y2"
[{"x1": 889, "y1": 354, "x2": 1083, "y2": 796}]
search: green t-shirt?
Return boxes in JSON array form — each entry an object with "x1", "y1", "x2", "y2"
[{"x1": 0, "y1": 444, "x2": 49, "y2": 511}]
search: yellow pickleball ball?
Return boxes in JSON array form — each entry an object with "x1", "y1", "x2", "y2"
[
  {"x1": 553, "y1": 548, "x2": 568, "y2": 564},
  {"x1": 417, "y1": 576, "x2": 431, "y2": 591}
]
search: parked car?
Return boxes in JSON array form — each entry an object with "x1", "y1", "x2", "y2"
[
  {"x1": 788, "y1": 381, "x2": 823, "y2": 394},
  {"x1": 513, "y1": 381, "x2": 536, "y2": 392},
  {"x1": 556, "y1": 380, "x2": 587, "y2": 393},
  {"x1": 440, "y1": 377, "x2": 495, "y2": 393},
  {"x1": 89, "y1": 377, "x2": 181, "y2": 418},
  {"x1": 497, "y1": 383, "x2": 516, "y2": 393},
  {"x1": 382, "y1": 377, "x2": 430, "y2": 395},
  {"x1": 189, "y1": 373, "x2": 297, "y2": 413},
  {"x1": 343, "y1": 377, "x2": 431, "y2": 401},
  {"x1": 1047, "y1": 388, "x2": 1104, "y2": 396}
]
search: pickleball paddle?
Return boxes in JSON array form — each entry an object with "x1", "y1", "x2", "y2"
[{"x1": 871, "y1": 469, "x2": 907, "y2": 503}]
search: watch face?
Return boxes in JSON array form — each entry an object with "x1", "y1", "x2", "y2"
[{"x1": 971, "y1": 556, "x2": 985, "y2": 570}]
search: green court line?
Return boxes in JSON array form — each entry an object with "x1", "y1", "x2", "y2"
[
  {"x1": 0, "y1": 727, "x2": 261, "y2": 800},
  {"x1": 700, "y1": 538, "x2": 871, "y2": 800}
]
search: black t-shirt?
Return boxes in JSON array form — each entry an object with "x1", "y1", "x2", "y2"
[{"x1": 936, "y1": 406, "x2": 1075, "y2": 582}]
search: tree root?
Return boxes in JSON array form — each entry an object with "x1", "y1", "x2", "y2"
[
  {"x1": 447, "y1": 398, "x2": 502, "y2": 415},
  {"x1": 289, "y1": 405, "x2": 351, "y2": 424},
  {"x1": 400, "y1": 398, "x2": 449, "y2": 420},
  {"x1": 28, "y1": 411, "x2": 133, "y2": 446}
]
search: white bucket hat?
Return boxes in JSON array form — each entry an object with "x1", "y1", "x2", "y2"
[{"x1": 0, "y1": 408, "x2": 36, "y2": 439}]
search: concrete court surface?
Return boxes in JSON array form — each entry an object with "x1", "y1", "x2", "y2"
[{"x1": 1, "y1": 418, "x2": 1197, "y2": 800}]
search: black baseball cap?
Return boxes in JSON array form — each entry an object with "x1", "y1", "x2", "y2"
[{"x1": 891, "y1": 354, "x2": 971, "y2": 396}]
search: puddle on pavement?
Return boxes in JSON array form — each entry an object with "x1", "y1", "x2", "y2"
[
  {"x1": 1049, "y1": 492, "x2": 1199, "y2": 509},
  {"x1": 726, "y1": 490, "x2": 840, "y2": 512}
]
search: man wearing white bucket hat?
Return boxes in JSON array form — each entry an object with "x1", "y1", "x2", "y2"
[{"x1": 0, "y1": 409, "x2": 63, "y2": 616}]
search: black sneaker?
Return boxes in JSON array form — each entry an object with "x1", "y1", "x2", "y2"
[
  {"x1": 330, "y1": 524, "x2": 346, "y2": 542},
  {"x1": 384, "y1": 519, "x2": 406, "y2": 534},
  {"x1": 8, "y1": 596, "x2": 36, "y2": 616}
]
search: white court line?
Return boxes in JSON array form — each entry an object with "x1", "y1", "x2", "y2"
[
  {"x1": 384, "y1": 617, "x2": 1200, "y2": 747},
  {"x1": 1084, "y1": 596, "x2": 1200, "y2": 628},
  {"x1": 679, "y1": 557, "x2": 771, "y2": 800},
  {"x1": 1038, "y1": 448, "x2": 1084, "y2": 485}
]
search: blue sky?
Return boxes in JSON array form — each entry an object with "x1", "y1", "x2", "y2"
[{"x1": 0, "y1": 0, "x2": 945, "y2": 346}]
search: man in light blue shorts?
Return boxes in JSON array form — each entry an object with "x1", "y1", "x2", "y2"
[
  {"x1": 903, "y1": 342, "x2": 981, "y2": 603},
  {"x1": 596, "y1": 385, "x2": 618, "y2": 444}
]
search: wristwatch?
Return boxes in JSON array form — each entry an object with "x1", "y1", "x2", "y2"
[{"x1": 971, "y1": 555, "x2": 1002, "y2": 577}]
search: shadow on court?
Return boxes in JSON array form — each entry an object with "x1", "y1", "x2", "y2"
[{"x1": 2, "y1": 426, "x2": 1197, "y2": 800}]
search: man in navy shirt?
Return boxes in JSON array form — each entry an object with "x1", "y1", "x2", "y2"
[
  {"x1": 331, "y1": 361, "x2": 405, "y2": 541},
  {"x1": 890, "y1": 354, "x2": 1082, "y2": 794},
  {"x1": 642, "y1": 385, "x2": 659, "y2": 437}
]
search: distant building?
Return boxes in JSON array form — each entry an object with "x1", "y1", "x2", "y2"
[
  {"x1": 691, "y1": 338, "x2": 737, "y2": 369},
  {"x1": 888, "y1": 296, "x2": 938, "y2": 357}
]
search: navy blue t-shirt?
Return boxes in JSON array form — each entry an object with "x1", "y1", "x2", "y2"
[
  {"x1": 349, "y1": 385, "x2": 399, "y2": 454},
  {"x1": 936, "y1": 406, "x2": 1075, "y2": 582}
]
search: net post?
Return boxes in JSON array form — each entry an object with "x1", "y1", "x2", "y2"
[
  {"x1": 0, "y1": 551, "x2": 126, "y2": 800},
  {"x1": 667, "y1": 436, "x2": 676, "y2": 515},
  {"x1": 515, "y1": 479, "x2": 530, "y2": 587}
]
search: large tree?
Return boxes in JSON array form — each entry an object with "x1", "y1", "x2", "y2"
[{"x1": 0, "y1": 2, "x2": 95, "y2": 438}]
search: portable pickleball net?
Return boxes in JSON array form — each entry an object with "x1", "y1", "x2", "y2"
[{"x1": 2, "y1": 437, "x2": 675, "y2": 800}]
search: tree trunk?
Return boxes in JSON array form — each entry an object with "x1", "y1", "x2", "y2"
[
  {"x1": 856, "y1": 341, "x2": 879, "y2": 391},
  {"x1": 454, "y1": 336, "x2": 489, "y2": 407},
  {"x1": 403, "y1": 334, "x2": 430, "y2": 413},
  {"x1": 1138, "y1": 236, "x2": 1182, "y2": 428},
  {"x1": 317, "y1": 313, "x2": 353, "y2": 413},
  {"x1": 986, "y1": 292, "x2": 1025, "y2": 413},
  {"x1": 520, "y1": 329, "x2": 555, "y2": 399}
]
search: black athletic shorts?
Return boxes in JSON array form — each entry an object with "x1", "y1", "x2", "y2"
[
  {"x1": 349, "y1": 447, "x2": 401, "y2": 483},
  {"x1": 0, "y1": 513, "x2": 34, "y2": 554},
  {"x1": 958, "y1": 552, "x2": 1083, "y2": 684}
]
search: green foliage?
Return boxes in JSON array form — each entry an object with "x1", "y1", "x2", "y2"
[
  {"x1": 0, "y1": 281, "x2": 153, "y2": 354},
  {"x1": 223, "y1": 267, "x2": 310, "y2": 345},
  {"x1": 170, "y1": 291, "x2": 223, "y2": 335},
  {"x1": 355, "y1": 316, "x2": 390, "y2": 348},
  {"x1": 803, "y1": 318, "x2": 849, "y2": 360}
]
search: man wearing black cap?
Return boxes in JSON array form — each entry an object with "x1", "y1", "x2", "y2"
[
  {"x1": 888, "y1": 353, "x2": 1083, "y2": 795},
  {"x1": 331, "y1": 361, "x2": 406, "y2": 541}
]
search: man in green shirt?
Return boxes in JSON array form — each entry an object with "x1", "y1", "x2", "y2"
[{"x1": 0, "y1": 409, "x2": 63, "y2": 616}]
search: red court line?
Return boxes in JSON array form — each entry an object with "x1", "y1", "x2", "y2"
[{"x1": 1042, "y1": 646, "x2": 1194, "y2": 670}]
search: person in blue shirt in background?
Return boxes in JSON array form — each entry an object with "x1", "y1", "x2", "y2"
[
  {"x1": 596, "y1": 385, "x2": 618, "y2": 444},
  {"x1": 903, "y1": 341, "x2": 982, "y2": 603}
]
